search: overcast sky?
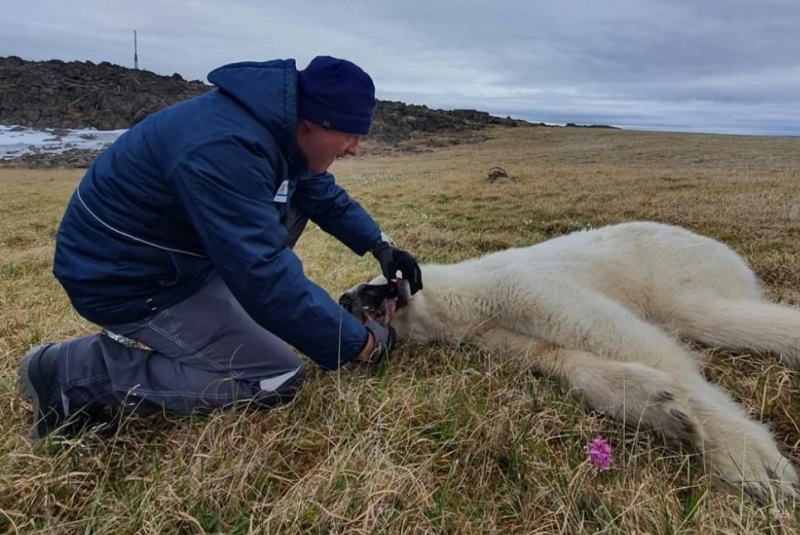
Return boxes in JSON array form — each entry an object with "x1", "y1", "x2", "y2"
[{"x1": 3, "y1": 0, "x2": 799, "y2": 136}]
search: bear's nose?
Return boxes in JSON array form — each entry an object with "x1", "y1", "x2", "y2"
[{"x1": 338, "y1": 292, "x2": 354, "y2": 312}]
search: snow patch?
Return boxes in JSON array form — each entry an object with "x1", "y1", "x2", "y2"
[{"x1": 0, "y1": 125, "x2": 125, "y2": 160}]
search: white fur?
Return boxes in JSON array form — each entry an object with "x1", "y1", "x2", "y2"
[{"x1": 374, "y1": 222, "x2": 800, "y2": 502}]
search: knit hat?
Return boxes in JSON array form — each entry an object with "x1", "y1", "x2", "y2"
[{"x1": 297, "y1": 56, "x2": 376, "y2": 135}]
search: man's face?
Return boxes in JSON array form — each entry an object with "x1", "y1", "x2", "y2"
[{"x1": 296, "y1": 119, "x2": 361, "y2": 173}]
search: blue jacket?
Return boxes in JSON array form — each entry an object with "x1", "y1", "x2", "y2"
[{"x1": 53, "y1": 59, "x2": 382, "y2": 370}]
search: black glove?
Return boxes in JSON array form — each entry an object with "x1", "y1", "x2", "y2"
[
  {"x1": 357, "y1": 319, "x2": 397, "y2": 365},
  {"x1": 371, "y1": 240, "x2": 423, "y2": 295}
]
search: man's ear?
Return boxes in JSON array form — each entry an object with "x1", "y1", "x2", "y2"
[
  {"x1": 297, "y1": 118, "x2": 312, "y2": 133},
  {"x1": 299, "y1": 118, "x2": 324, "y2": 133}
]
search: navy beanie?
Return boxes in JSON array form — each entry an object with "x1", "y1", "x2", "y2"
[{"x1": 297, "y1": 56, "x2": 376, "y2": 135}]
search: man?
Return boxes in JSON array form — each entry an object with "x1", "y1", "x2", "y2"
[{"x1": 17, "y1": 55, "x2": 423, "y2": 440}]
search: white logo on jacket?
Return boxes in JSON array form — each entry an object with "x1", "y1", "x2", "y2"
[{"x1": 273, "y1": 180, "x2": 289, "y2": 203}]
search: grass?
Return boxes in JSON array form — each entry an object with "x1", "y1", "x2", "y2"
[{"x1": 2, "y1": 125, "x2": 800, "y2": 533}]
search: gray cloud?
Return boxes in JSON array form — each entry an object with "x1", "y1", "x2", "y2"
[{"x1": 2, "y1": 0, "x2": 798, "y2": 135}]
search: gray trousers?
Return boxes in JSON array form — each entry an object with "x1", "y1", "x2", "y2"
[{"x1": 54, "y1": 275, "x2": 305, "y2": 416}]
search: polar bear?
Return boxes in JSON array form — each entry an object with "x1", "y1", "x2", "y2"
[{"x1": 340, "y1": 221, "x2": 800, "y2": 503}]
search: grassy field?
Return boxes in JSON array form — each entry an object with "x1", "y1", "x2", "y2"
[{"x1": 2, "y1": 125, "x2": 800, "y2": 533}]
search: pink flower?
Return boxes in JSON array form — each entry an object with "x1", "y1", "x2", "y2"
[{"x1": 588, "y1": 436, "x2": 613, "y2": 471}]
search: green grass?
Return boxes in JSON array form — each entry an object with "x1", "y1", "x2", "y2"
[{"x1": 2, "y1": 127, "x2": 800, "y2": 533}]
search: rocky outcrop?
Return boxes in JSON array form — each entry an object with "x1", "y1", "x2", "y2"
[
  {"x1": 369, "y1": 101, "x2": 529, "y2": 144},
  {"x1": 0, "y1": 56, "x2": 209, "y2": 130},
  {"x1": 0, "y1": 56, "x2": 531, "y2": 138},
  {"x1": 4, "y1": 147, "x2": 100, "y2": 168},
  {"x1": 0, "y1": 56, "x2": 613, "y2": 167}
]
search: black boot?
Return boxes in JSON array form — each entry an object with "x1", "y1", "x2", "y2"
[{"x1": 18, "y1": 344, "x2": 115, "y2": 440}]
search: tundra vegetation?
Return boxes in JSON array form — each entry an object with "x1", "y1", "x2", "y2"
[{"x1": 2, "y1": 125, "x2": 800, "y2": 533}]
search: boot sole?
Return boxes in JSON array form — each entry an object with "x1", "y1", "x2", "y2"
[{"x1": 18, "y1": 345, "x2": 53, "y2": 440}]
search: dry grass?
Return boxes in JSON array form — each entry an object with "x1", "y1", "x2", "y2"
[{"x1": 2, "y1": 126, "x2": 800, "y2": 533}]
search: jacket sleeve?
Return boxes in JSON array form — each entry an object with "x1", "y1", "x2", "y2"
[
  {"x1": 170, "y1": 138, "x2": 368, "y2": 370},
  {"x1": 293, "y1": 172, "x2": 382, "y2": 255}
]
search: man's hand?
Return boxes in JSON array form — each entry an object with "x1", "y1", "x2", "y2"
[
  {"x1": 352, "y1": 319, "x2": 396, "y2": 365},
  {"x1": 371, "y1": 240, "x2": 423, "y2": 294}
]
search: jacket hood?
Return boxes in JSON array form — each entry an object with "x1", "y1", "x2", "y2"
[{"x1": 207, "y1": 59, "x2": 299, "y2": 155}]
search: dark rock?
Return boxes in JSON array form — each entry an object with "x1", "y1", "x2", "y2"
[
  {"x1": 0, "y1": 55, "x2": 543, "y2": 166},
  {"x1": 1, "y1": 56, "x2": 534, "y2": 137},
  {"x1": 0, "y1": 56, "x2": 211, "y2": 131},
  {"x1": 0, "y1": 148, "x2": 102, "y2": 169}
]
